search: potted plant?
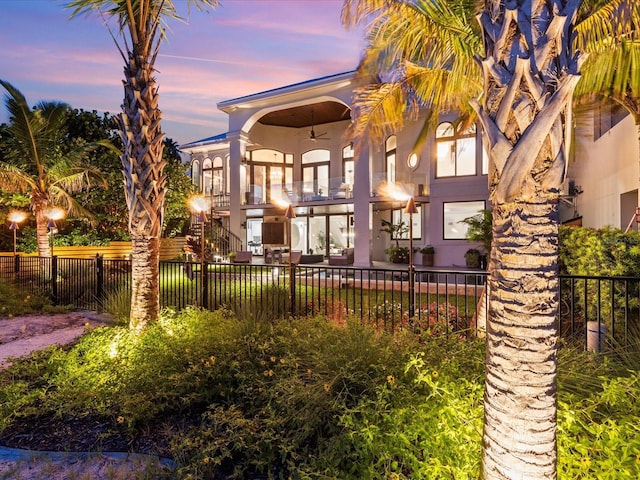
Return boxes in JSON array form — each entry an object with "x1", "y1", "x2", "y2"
[
  {"x1": 418, "y1": 245, "x2": 435, "y2": 266},
  {"x1": 464, "y1": 248, "x2": 482, "y2": 269},
  {"x1": 380, "y1": 219, "x2": 410, "y2": 263},
  {"x1": 385, "y1": 245, "x2": 410, "y2": 263},
  {"x1": 461, "y1": 209, "x2": 492, "y2": 269}
]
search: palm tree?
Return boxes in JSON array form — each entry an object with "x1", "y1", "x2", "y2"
[
  {"x1": 342, "y1": 1, "x2": 639, "y2": 478},
  {"x1": 65, "y1": 0, "x2": 218, "y2": 332},
  {"x1": 342, "y1": 0, "x2": 482, "y2": 153},
  {"x1": 0, "y1": 80, "x2": 109, "y2": 257}
]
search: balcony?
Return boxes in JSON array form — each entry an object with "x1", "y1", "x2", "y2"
[{"x1": 243, "y1": 177, "x2": 354, "y2": 206}]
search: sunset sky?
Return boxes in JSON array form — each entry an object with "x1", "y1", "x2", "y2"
[{"x1": 0, "y1": 0, "x2": 365, "y2": 145}]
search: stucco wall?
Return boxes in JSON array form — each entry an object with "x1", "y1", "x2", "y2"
[{"x1": 570, "y1": 114, "x2": 638, "y2": 229}]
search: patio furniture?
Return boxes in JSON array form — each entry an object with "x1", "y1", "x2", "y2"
[
  {"x1": 289, "y1": 250, "x2": 302, "y2": 265},
  {"x1": 232, "y1": 251, "x2": 253, "y2": 263},
  {"x1": 329, "y1": 248, "x2": 354, "y2": 266},
  {"x1": 300, "y1": 253, "x2": 324, "y2": 264},
  {"x1": 264, "y1": 247, "x2": 283, "y2": 264}
]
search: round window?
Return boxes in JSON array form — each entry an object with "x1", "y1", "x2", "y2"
[{"x1": 407, "y1": 152, "x2": 419, "y2": 169}]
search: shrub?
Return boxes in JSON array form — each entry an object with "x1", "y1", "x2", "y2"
[
  {"x1": 370, "y1": 300, "x2": 465, "y2": 338},
  {"x1": 0, "y1": 279, "x2": 52, "y2": 317},
  {"x1": 100, "y1": 286, "x2": 131, "y2": 325},
  {"x1": 559, "y1": 226, "x2": 640, "y2": 344},
  {"x1": 2, "y1": 307, "x2": 640, "y2": 479}
]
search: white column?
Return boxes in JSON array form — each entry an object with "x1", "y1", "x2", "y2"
[
  {"x1": 227, "y1": 131, "x2": 247, "y2": 243},
  {"x1": 352, "y1": 144, "x2": 371, "y2": 266}
]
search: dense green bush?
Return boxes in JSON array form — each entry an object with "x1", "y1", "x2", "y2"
[
  {"x1": 0, "y1": 278, "x2": 56, "y2": 317},
  {"x1": 1, "y1": 306, "x2": 639, "y2": 479},
  {"x1": 559, "y1": 226, "x2": 640, "y2": 277},
  {"x1": 559, "y1": 227, "x2": 640, "y2": 341}
]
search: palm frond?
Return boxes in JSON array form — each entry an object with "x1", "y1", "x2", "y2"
[
  {"x1": 0, "y1": 163, "x2": 37, "y2": 194},
  {"x1": 347, "y1": 0, "x2": 482, "y2": 150},
  {"x1": 48, "y1": 186, "x2": 97, "y2": 224},
  {"x1": 65, "y1": 0, "x2": 219, "y2": 58},
  {"x1": 576, "y1": 39, "x2": 640, "y2": 102},
  {"x1": 576, "y1": 0, "x2": 640, "y2": 52}
]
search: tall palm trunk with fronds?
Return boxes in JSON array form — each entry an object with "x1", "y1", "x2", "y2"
[
  {"x1": 119, "y1": 45, "x2": 166, "y2": 332},
  {"x1": 67, "y1": 0, "x2": 217, "y2": 332},
  {"x1": 474, "y1": 1, "x2": 583, "y2": 478}
]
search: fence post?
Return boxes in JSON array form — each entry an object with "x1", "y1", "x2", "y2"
[
  {"x1": 202, "y1": 260, "x2": 209, "y2": 309},
  {"x1": 95, "y1": 253, "x2": 104, "y2": 311},
  {"x1": 14, "y1": 255, "x2": 20, "y2": 276},
  {"x1": 290, "y1": 264, "x2": 296, "y2": 316},
  {"x1": 51, "y1": 256, "x2": 58, "y2": 306}
]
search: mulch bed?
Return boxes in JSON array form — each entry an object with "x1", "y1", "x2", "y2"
[{"x1": 0, "y1": 413, "x2": 173, "y2": 457}]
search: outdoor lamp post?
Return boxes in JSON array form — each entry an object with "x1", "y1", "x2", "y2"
[
  {"x1": 404, "y1": 197, "x2": 418, "y2": 318},
  {"x1": 8, "y1": 210, "x2": 27, "y2": 257},
  {"x1": 44, "y1": 207, "x2": 65, "y2": 257},
  {"x1": 284, "y1": 203, "x2": 296, "y2": 313},
  {"x1": 189, "y1": 196, "x2": 208, "y2": 308}
]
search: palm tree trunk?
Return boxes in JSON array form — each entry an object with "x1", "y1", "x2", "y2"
[
  {"x1": 119, "y1": 50, "x2": 166, "y2": 332},
  {"x1": 129, "y1": 235, "x2": 160, "y2": 333},
  {"x1": 34, "y1": 208, "x2": 52, "y2": 258},
  {"x1": 474, "y1": 1, "x2": 583, "y2": 478},
  {"x1": 483, "y1": 200, "x2": 559, "y2": 478}
]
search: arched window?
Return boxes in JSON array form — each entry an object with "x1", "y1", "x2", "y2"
[
  {"x1": 302, "y1": 149, "x2": 330, "y2": 200},
  {"x1": 212, "y1": 156, "x2": 224, "y2": 195},
  {"x1": 191, "y1": 160, "x2": 201, "y2": 189},
  {"x1": 342, "y1": 144, "x2": 354, "y2": 186},
  {"x1": 385, "y1": 135, "x2": 396, "y2": 184},
  {"x1": 202, "y1": 158, "x2": 213, "y2": 195},
  {"x1": 436, "y1": 122, "x2": 477, "y2": 177},
  {"x1": 247, "y1": 149, "x2": 292, "y2": 204}
]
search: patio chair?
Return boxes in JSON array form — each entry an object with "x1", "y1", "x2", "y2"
[
  {"x1": 232, "y1": 251, "x2": 253, "y2": 263},
  {"x1": 329, "y1": 248, "x2": 354, "y2": 266}
]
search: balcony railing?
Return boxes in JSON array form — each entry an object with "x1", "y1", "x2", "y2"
[{"x1": 244, "y1": 177, "x2": 354, "y2": 206}]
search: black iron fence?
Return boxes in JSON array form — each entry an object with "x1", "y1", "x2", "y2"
[{"x1": 1, "y1": 255, "x2": 638, "y2": 351}]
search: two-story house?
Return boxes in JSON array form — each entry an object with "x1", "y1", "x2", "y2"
[{"x1": 180, "y1": 71, "x2": 639, "y2": 266}]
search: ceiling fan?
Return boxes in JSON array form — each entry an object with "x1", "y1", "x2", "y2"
[
  {"x1": 308, "y1": 124, "x2": 330, "y2": 142},
  {"x1": 306, "y1": 109, "x2": 330, "y2": 142}
]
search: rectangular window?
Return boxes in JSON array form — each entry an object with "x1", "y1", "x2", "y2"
[
  {"x1": 343, "y1": 159, "x2": 354, "y2": 184},
  {"x1": 392, "y1": 207, "x2": 422, "y2": 240},
  {"x1": 386, "y1": 152, "x2": 396, "y2": 184},
  {"x1": 443, "y1": 201, "x2": 485, "y2": 239},
  {"x1": 456, "y1": 137, "x2": 476, "y2": 175},
  {"x1": 594, "y1": 101, "x2": 629, "y2": 140},
  {"x1": 436, "y1": 122, "x2": 478, "y2": 178},
  {"x1": 482, "y1": 144, "x2": 489, "y2": 175}
]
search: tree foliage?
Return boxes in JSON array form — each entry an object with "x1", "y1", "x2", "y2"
[
  {"x1": 0, "y1": 80, "x2": 112, "y2": 256},
  {"x1": 1, "y1": 106, "x2": 194, "y2": 252}
]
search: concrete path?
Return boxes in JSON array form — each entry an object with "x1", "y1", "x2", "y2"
[{"x1": 0, "y1": 311, "x2": 112, "y2": 369}]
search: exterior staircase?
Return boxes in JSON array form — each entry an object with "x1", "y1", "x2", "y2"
[{"x1": 186, "y1": 216, "x2": 243, "y2": 262}]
